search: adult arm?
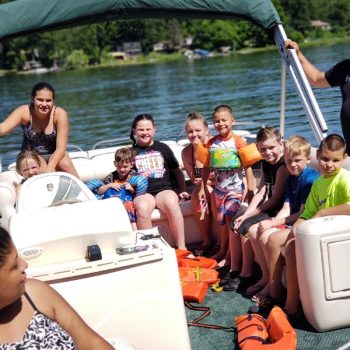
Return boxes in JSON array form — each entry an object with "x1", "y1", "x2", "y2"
[
  {"x1": 285, "y1": 39, "x2": 330, "y2": 88},
  {"x1": 28, "y1": 279, "x2": 114, "y2": 350},
  {"x1": 0, "y1": 105, "x2": 28, "y2": 136},
  {"x1": 46, "y1": 107, "x2": 69, "y2": 172}
]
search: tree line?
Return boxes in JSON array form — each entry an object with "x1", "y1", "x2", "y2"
[{"x1": 0, "y1": 0, "x2": 349, "y2": 71}]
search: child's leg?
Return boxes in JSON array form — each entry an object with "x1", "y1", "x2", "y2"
[
  {"x1": 131, "y1": 222, "x2": 138, "y2": 231},
  {"x1": 284, "y1": 237, "x2": 300, "y2": 315},
  {"x1": 213, "y1": 196, "x2": 241, "y2": 265},
  {"x1": 246, "y1": 223, "x2": 269, "y2": 294},
  {"x1": 240, "y1": 234, "x2": 255, "y2": 277},
  {"x1": 133, "y1": 193, "x2": 156, "y2": 229},
  {"x1": 155, "y1": 190, "x2": 187, "y2": 250},
  {"x1": 251, "y1": 228, "x2": 279, "y2": 297},
  {"x1": 191, "y1": 185, "x2": 212, "y2": 249},
  {"x1": 210, "y1": 224, "x2": 228, "y2": 263},
  {"x1": 229, "y1": 228, "x2": 242, "y2": 272},
  {"x1": 265, "y1": 228, "x2": 290, "y2": 299}
]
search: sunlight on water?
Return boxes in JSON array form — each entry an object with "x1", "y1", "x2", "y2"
[{"x1": 0, "y1": 43, "x2": 347, "y2": 165}]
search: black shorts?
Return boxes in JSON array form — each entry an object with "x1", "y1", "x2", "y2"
[{"x1": 234, "y1": 212, "x2": 271, "y2": 236}]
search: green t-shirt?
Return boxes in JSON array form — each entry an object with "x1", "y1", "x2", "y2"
[{"x1": 300, "y1": 168, "x2": 350, "y2": 220}]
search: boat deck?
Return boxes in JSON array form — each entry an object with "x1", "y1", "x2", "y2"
[{"x1": 187, "y1": 267, "x2": 350, "y2": 350}]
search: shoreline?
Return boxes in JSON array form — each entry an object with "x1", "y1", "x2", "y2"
[{"x1": 0, "y1": 36, "x2": 349, "y2": 77}]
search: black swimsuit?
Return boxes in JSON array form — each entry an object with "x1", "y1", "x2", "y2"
[
  {"x1": 192, "y1": 144, "x2": 203, "y2": 178},
  {"x1": 0, "y1": 292, "x2": 76, "y2": 349},
  {"x1": 21, "y1": 105, "x2": 57, "y2": 161}
]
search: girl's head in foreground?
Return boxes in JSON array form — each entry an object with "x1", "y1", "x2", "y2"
[
  {"x1": 0, "y1": 227, "x2": 28, "y2": 309},
  {"x1": 16, "y1": 150, "x2": 42, "y2": 179},
  {"x1": 185, "y1": 112, "x2": 209, "y2": 145},
  {"x1": 130, "y1": 114, "x2": 155, "y2": 147},
  {"x1": 212, "y1": 105, "x2": 235, "y2": 138},
  {"x1": 31, "y1": 82, "x2": 55, "y2": 116},
  {"x1": 284, "y1": 135, "x2": 311, "y2": 177},
  {"x1": 317, "y1": 134, "x2": 347, "y2": 177},
  {"x1": 256, "y1": 126, "x2": 283, "y2": 164}
]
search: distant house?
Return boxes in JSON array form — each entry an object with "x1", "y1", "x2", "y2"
[
  {"x1": 153, "y1": 41, "x2": 179, "y2": 53},
  {"x1": 109, "y1": 51, "x2": 127, "y2": 60},
  {"x1": 122, "y1": 42, "x2": 142, "y2": 56},
  {"x1": 309, "y1": 20, "x2": 331, "y2": 31}
]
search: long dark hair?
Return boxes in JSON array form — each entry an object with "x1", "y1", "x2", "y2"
[
  {"x1": 0, "y1": 227, "x2": 12, "y2": 266},
  {"x1": 130, "y1": 114, "x2": 155, "y2": 146},
  {"x1": 31, "y1": 82, "x2": 55, "y2": 100}
]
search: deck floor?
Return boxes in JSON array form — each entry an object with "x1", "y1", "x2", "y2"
[{"x1": 186, "y1": 269, "x2": 350, "y2": 350}]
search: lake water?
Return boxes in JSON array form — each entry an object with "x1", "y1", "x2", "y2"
[{"x1": 0, "y1": 43, "x2": 348, "y2": 165}]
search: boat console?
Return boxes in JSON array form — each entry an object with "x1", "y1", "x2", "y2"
[{"x1": 9, "y1": 172, "x2": 191, "y2": 350}]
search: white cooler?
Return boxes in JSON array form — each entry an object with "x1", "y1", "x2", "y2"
[{"x1": 296, "y1": 215, "x2": 350, "y2": 331}]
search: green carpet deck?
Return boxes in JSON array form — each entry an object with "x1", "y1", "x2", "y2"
[{"x1": 186, "y1": 288, "x2": 350, "y2": 350}]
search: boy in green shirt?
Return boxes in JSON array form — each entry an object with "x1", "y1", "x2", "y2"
[{"x1": 284, "y1": 134, "x2": 350, "y2": 317}]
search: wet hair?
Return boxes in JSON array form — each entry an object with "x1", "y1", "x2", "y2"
[
  {"x1": 114, "y1": 147, "x2": 135, "y2": 163},
  {"x1": 212, "y1": 105, "x2": 234, "y2": 119},
  {"x1": 31, "y1": 82, "x2": 55, "y2": 99},
  {"x1": 318, "y1": 134, "x2": 346, "y2": 154},
  {"x1": 256, "y1": 126, "x2": 282, "y2": 143},
  {"x1": 185, "y1": 112, "x2": 209, "y2": 130},
  {"x1": 15, "y1": 150, "x2": 41, "y2": 175},
  {"x1": 0, "y1": 226, "x2": 12, "y2": 266},
  {"x1": 130, "y1": 114, "x2": 155, "y2": 146},
  {"x1": 285, "y1": 135, "x2": 311, "y2": 157}
]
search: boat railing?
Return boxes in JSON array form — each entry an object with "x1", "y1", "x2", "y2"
[
  {"x1": 274, "y1": 24, "x2": 328, "y2": 143},
  {"x1": 91, "y1": 137, "x2": 131, "y2": 150}
]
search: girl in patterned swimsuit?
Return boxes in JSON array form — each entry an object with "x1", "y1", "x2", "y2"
[
  {"x1": 181, "y1": 112, "x2": 216, "y2": 257},
  {"x1": 0, "y1": 82, "x2": 78, "y2": 178},
  {"x1": 0, "y1": 226, "x2": 113, "y2": 350}
]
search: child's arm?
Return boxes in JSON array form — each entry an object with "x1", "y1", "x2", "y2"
[
  {"x1": 172, "y1": 167, "x2": 190, "y2": 199},
  {"x1": 313, "y1": 203, "x2": 350, "y2": 218},
  {"x1": 258, "y1": 203, "x2": 306, "y2": 234},
  {"x1": 255, "y1": 164, "x2": 289, "y2": 214},
  {"x1": 234, "y1": 172, "x2": 266, "y2": 229},
  {"x1": 129, "y1": 175, "x2": 148, "y2": 197},
  {"x1": 198, "y1": 165, "x2": 211, "y2": 200},
  {"x1": 181, "y1": 146, "x2": 196, "y2": 184},
  {"x1": 290, "y1": 217, "x2": 305, "y2": 238},
  {"x1": 243, "y1": 166, "x2": 256, "y2": 204},
  {"x1": 96, "y1": 182, "x2": 121, "y2": 195},
  {"x1": 124, "y1": 182, "x2": 135, "y2": 194}
]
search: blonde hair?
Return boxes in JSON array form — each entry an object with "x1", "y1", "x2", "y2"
[
  {"x1": 285, "y1": 135, "x2": 311, "y2": 157},
  {"x1": 256, "y1": 126, "x2": 281, "y2": 143},
  {"x1": 16, "y1": 150, "x2": 41, "y2": 174},
  {"x1": 185, "y1": 112, "x2": 208, "y2": 130}
]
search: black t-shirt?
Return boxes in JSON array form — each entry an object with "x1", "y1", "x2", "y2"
[
  {"x1": 133, "y1": 140, "x2": 179, "y2": 195},
  {"x1": 325, "y1": 59, "x2": 350, "y2": 152},
  {"x1": 261, "y1": 155, "x2": 286, "y2": 216}
]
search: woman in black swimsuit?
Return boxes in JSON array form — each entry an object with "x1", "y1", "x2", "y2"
[
  {"x1": 0, "y1": 82, "x2": 78, "y2": 177},
  {"x1": 181, "y1": 112, "x2": 216, "y2": 256},
  {"x1": 0, "y1": 226, "x2": 113, "y2": 349}
]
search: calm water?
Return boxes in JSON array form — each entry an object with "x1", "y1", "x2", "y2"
[{"x1": 0, "y1": 43, "x2": 348, "y2": 164}]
